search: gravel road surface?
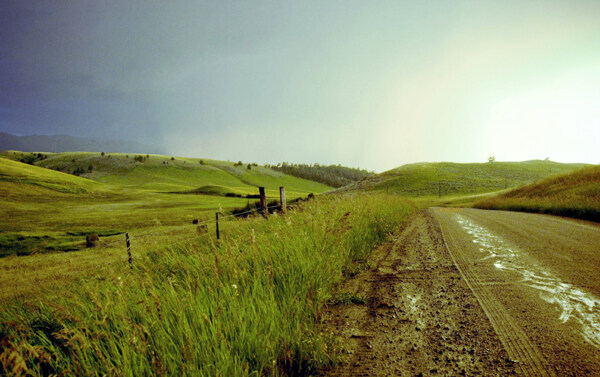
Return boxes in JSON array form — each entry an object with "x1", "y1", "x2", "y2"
[
  {"x1": 322, "y1": 208, "x2": 600, "y2": 376},
  {"x1": 433, "y1": 208, "x2": 600, "y2": 376}
]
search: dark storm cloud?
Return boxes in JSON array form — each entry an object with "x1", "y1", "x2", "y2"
[
  {"x1": 1, "y1": 1, "x2": 599, "y2": 170},
  {"x1": 0, "y1": 1, "x2": 299, "y2": 144},
  {"x1": 0, "y1": 2, "x2": 162, "y2": 140}
]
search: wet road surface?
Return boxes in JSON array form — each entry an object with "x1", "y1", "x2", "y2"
[{"x1": 433, "y1": 207, "x2": 600, "y2": 376}]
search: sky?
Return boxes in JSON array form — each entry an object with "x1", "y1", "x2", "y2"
[{"x1": 1, "y1": 1, "x2": 599, "y2": 172}]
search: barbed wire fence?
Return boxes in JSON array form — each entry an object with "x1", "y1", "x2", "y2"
[{"x1": 91, "y1": 187, "x2": 309, "y2": 267}]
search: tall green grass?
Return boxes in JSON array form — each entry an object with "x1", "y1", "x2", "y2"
[
  {"x1": 0, "y1": 193, "x2": 415, "y2": 376},
  {"x1": 474, "y1": 165, "x2": 600, "y2": 221}
]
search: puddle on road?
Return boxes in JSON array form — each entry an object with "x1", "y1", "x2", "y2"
[{"x1": 455, "y1": 214, "x2": 600, "y2": 348}]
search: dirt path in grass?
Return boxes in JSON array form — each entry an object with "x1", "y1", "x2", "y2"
[{"x1": 321, "y1": 210, "x2": 517, "y2": 376}]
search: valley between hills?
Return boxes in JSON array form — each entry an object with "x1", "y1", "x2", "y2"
[{"x1": 1, "y1": 150, "x2": 598, "y2": 376}]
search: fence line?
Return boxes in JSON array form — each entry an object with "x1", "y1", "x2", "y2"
[{"x1": 89, "y1": 187, "x2": 315, "y2": 266}]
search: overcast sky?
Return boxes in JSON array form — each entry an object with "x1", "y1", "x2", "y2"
[{"x1": 1, "y1": 1, "x2": 599, "y2": 172}]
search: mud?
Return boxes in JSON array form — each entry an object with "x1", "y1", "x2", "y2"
[{"x1": 321, "y1": 210, "x2": 517, "y2": 376}]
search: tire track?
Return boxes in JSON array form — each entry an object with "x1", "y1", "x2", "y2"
[
  {"x1": 322, "y1": 211, "x2": 517, "y2": 376},
  {"x1": 435, "y1": 209, "x2": 556, "y2": 377}
]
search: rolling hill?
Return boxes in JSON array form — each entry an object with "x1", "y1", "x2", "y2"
[
  {"x1": 0, "y1": 156, "x2": 108, "y2": 200},
  {"x1": 474, "y1": 165, "x2": 600, "y2": 221},
  {"x1": 340, "y1": 160, "x2": 589, "y2": 197},
  {"x1": 0, "y1": 158, "x2": 125, "y2": 256},
  {"x1": 1, "y1": 151, "x2": 331, "y2": 197},
  {"x1": 0, "y1": 152, "x2": 331, "y2": 257}
]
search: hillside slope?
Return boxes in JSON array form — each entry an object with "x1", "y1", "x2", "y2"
[
  {"x1": 340, "y1": 160, "x2": 588, "y2": 197},
  {"x1": 0, "y1": 156, "x2": 107, "y2": 200},
  {"x1": 1, "y1": 151, "x2": 331, "y2": 197},
  {"x1": 474, "y1": 165, "x2": 600, "y2": 221},
  {"x1": 270, "y1": 162, "x2": 372, "y2": 188}
]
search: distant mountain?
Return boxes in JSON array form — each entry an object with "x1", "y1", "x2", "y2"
[{"x1": 0, "y1": 132, "x2": 166, "y2": 154}]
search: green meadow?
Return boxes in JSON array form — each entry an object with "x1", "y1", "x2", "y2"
[
  {"x1": 5, "y1": 151, "x2": 330, "y2": 196},
  {"x1": 0, "y1": 192, "x2": 415, "y2": 376},
  {"x1": 0, "y1": 152, "x2": 415, "y2": 376},
  {"x1": 0, "y1": 152, "x2": 331, "y2": 258},
  {"x1": 1, "y1": 151, "x2": 596, "y2": 376}
]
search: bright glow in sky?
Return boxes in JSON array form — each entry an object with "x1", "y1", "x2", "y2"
[{"x1": 1, "y1": 1, "x2": 599, "y2": 171}]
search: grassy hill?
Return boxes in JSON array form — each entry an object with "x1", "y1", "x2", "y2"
[
  {"x1": 0, "y1": 156, "x2": 108, "y2": 200},
  {"x1": 2, "y1": 151, "x2": 330, "y2": 197},
  {"x1": 474, "y1": 165, "x2": 600, "y2": 221},
  {"x1": 0, "y1": 152, "x2": 332, "y2": 257},
  {"x1": 341, "y1": 160, "x2": 589, "y2": 197},
  {"x1": 0, "y1": 157, "x2": 127, "y2": 256}
]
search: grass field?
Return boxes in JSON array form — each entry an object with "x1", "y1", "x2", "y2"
[
  {"x1": 3, "y1": 151, "x2": 330, "y2": 196},
  {"x1": 341, "y1": 160, "x2": 589, "y2": 197},
  {"x1": 0, "y1": 152, "x2": 331, "y2": 257},
  {"x1": 0, "y1": 156, "x2": 105, "y2": 197},
  {"x1": 0, "y1": 193, "x2": 415, "y2": 376},
  {"x1": 474, "y1": 165, "x2": 600, "y2": 221},
  {"x1": 1, "y1": 150, "x2": 595, "y2": 375}
]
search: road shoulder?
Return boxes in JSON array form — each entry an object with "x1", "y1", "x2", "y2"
[{"x1": 320, "y1": 210, "x2": 516, "y2": 376}]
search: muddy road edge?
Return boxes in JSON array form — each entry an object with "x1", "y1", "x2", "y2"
[
  {"x1": 321, "y1": 210, "x2": 517, "y2": 376},
  {"x1": 433, "y1": 208, "x2": 555, "y2": 377}
]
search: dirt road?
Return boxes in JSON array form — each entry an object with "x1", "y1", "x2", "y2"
[
  {"x1": 434, "y1": 208, "x2": 600, "y2": 376},
  {"x1": 322, "y1": 209, "x2": 600, "y2": 376}
]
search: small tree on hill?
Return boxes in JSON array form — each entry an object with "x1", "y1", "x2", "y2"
[{"x1": 247, "y1": 164, "x2": 252, "y2": 170}]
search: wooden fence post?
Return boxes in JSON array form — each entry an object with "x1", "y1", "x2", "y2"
[
  {"x1": 279, "y1": 186, "x2": 286, "y2": 213},
  {"x1": 259, "y1": 187, "x2": 267, "y2": 218},
  {"x1": 215, "y1": 212, "x2": 220, "y2": 240},
  {"x1": 125, "y1": 233, "x2": 132, "y2": 268}
]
